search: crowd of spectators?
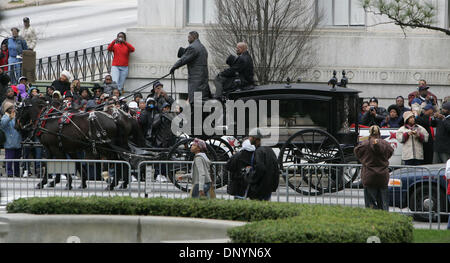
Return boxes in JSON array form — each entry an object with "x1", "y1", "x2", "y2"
[{"x1": 359, "y1": 79, "x2": 450, "y2": 166}]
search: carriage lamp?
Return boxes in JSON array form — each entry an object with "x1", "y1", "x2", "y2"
[
  {"x1": 285, "y1": 78, "x2": 292, "y2": 88},
  {"x1": 328, "y1": 70, "x2": 349, "y2": 90}
]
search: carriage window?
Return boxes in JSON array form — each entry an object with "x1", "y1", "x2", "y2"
[
  {"x1": 336, "y1": 95, "x2": 358, "y2": 133},
  {"x1": 276, "y1": 100, "x2": 329, "y2": 128}
]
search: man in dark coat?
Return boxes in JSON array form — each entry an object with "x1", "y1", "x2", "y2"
[
  {"x1": 246, "y1": 128, "x2": 280, "y2": 201},
  {"x1": 152, "y1": 103, "x2": 176, "y2": 148},
  {"x1": 416, "y1": 104, "x2": 436, "y2": 165},
  {"x1": 432, "y1": 102, "x2": 450, "y2": 163},
  {"x1": 214, "y1": 42, "x2": 255, "y2": 99},
  {"x1": 170, "y1": 31, "x2": 211, "y2": 103},
  {"x1": 354, "y1": 125, "x2": 394, "y2": 211},
  {"x1": 139, "y1": 97, "x2": 158, "y2": 144},
  {"x1": 51, "y1": 70, "x2": 72, "y2": 94},
  {"x1": 361, "y1": 97, "x2": 388, "y2": 127}
]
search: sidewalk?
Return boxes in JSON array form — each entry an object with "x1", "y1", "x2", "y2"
[{"x1": 0, "y1": 0, "x2": 81, "y2": 10}]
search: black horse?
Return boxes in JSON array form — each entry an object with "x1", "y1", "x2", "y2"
[{"x1": 15, "y1": 97, "x2": 144, "y2": 190}]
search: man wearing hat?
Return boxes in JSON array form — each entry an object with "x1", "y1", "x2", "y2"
[
  {"x1": 170, "y1": 31, "x2": 211, "y2": 104},
  {"x1": 408, "y1": 80, "x2": 438, "y2": 109},
  {"x1": 51, "y1": 70, "x2": 72, "y2": 94},
  {"x1": 396, "y1": 111, "x2": 429, "y2": 166},
  {"x1": 416, "y1": 104, "x2": 437, "y2": 164},
  {"x1": 361, "y1": 97, "x2": 388, "y2": 127},
  {"x1": 245, "y1": 128, "x2": 280, "y2": 201},
  {"x1": 139, "y1": 97, "x2": 158, "y2": 143},
  {"x1": 433, "y1": 102, "x2": 450, "y2": 164},
  {"x1": 20, "y1": 17, "x2": 36, "y2": 51}
]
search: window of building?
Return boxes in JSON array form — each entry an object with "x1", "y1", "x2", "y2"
[
  {"x1": 317, "y1": 0, "x2": 365, "y2": 26},
  {"x1": 187, "y1": 0, "x2": 216, "y2": 24}
]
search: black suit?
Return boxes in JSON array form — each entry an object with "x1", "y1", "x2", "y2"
[{"x1": 214, "y1": 51, "x2": 255, "y2": 98}]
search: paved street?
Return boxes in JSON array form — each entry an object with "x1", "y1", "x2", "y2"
[{"x1": 0, "y1": 0, "x2": 137, "y2": 58}]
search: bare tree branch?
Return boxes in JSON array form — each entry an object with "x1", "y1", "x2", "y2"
[{"x1": 207, "y1": 0, "x2": 320, "y2": 85}]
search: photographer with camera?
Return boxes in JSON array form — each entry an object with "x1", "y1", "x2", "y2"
[
  {"x1": 361, "y1": 97, "x2": 388, "y2": 127},
  {"x1": 108, "y1": 32, "x2": 135, "y2": 92}
]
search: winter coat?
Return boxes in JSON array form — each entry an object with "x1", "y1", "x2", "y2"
[
  {"x1": 172, "y1": 39, "x2": 210, "y2": 103},
  {"x1": 396, "y1": 124, "x2": 429, "y2": 161},
  {"x1": 0, "y1": 114, "x2": 22, "y2": 149},
  {"x1": 361, "y1": 107, "x2": 388, "y2": 127},
  {"x1": 408, "y1": 91, "x2": 438, "y2": 107},
  {"x1": 225, "y1": 140, "x2": 255, "y2": 197},
  {"x1": 7, "y1": 37, "x2": 28, "y2": 58},
  {"x1": 107, "y1": 40, "x2": 135, "y2": 67},
  {"x1": 139, "y1": 108, "x2": 158, "y2": 140},
  {"x1": 152, "y1": 112, "x2": 176, "y2": 148},
  {"x1": 416, "y1": 113, "x2": 435, "y2": 164},
  {"x1": 0, "y1": 72, "x2": 10, "y2": 104},
  {"x1": 51, "y1": 79, "x2": 71, "y2": 94},
  {"x1": 220, "y1": 51, "x2": 255, "y2": 87},
  {"x1": 17, "y1": 84, "x2": 28, "y2": 102},
  {"x1": 0, "y1": 50, "x2": 8, "y2": 71},
  {"x1": 380, "y1": 117, "x2": 402, "y2": 128},
  {"x1": 103, "y1": 81, "x2": 119, "y2": 95},
  {"x1": 192, "y1": 153, "x2": 212, "y2": 191},
  {"x1": 20, "y1": 26, "x2": 37, "y2": 50},
  {"x1": 433, "y1": 116, "x2": 450, "y2": 154},
  {"x1": 354, "y1": 138, "x2": 394, "y2": 188},
  {"x1": 246, "y1": 146, "x2": 280, "y2": 200}
]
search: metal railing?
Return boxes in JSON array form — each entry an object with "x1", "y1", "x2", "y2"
[
  {"x1": 1, "y1": 159, "x2": 448, "y2": 229},
  {"x1": 36, "y1": 44, "x2": 112, "y2": 82}
]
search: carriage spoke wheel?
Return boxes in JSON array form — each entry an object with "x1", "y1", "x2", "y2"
[
  {"x1": 278, "y1": 129, "x2": 346, "y2": 196},
  {"x1": 166, "y1": 138, "x2": 220, "y2": 193}
]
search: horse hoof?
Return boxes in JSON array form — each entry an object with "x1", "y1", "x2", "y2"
[
  {"x1": 78, "y1": 184, "x2": 87, "y2": 190},
  {"x1": 65, "y1": 186, "x2": 73, "y2": 191},
  {"x1": 118, "y1": 184, "x2": 128, "y2": 190},
  {"x1": 47, "y1": 183, "x2": 55, "y2": 188},
  {"x1": 35, "y1": 184, "x2": 44, "y2": 190},
  {"x1": 105, "y1": 185, "x2": 115, "y2": 191}
]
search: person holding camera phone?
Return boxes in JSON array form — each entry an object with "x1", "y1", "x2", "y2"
[
  {"x1": 396, "y1": 111, "x2": 429, "y2": 166},
  {"x1": 108, "y1": 32, "x2": 135, "y2": 92},
  {"x1": 361, "y1": 97, "x2": 388, "y2": 127}
]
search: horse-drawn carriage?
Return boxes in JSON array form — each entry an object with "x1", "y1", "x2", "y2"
[{"x1": 16, "y1": 73, "x2": 362, "y2": 195}]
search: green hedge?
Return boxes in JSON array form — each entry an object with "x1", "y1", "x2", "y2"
[{"x1": 6, "y1": 197, "x2": 413, "y2": 243}]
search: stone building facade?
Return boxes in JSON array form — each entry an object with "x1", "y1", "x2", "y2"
[{"x1": 125, "y1": 0, "x2": 450, "y2": 108}]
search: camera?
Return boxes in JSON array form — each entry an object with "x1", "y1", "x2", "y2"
[{"x1": 370, "y1": 106, "x2": 376, "y2": 112}]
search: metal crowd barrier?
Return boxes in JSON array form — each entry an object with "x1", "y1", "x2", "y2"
[{"x1": 1, "y1": 159, "x2": 448, "y2": 229}]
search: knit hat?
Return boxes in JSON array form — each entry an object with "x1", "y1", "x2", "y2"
[
  {"x1": 128, "y1": 101, "x2": 138, "y2": 109},
  {"x1": 153, "y1": 81, "x2": 163, "y2": 89},
  {"x1": 369, "y1": 97, "x2": 378, "y2": 104},
  {"x1": 61, "y1": 70, "x2": 73, "y2": 82},
  {"x1": 52, "y1": 90, "x2": 62, "y2": 99},
  {"x1": 193, "y1": 138, "x2": 207, "y2": 152},
  {"x1": 403, "y1": 111, "x2": 415, "y2": 124},
  {"x1": 423, "y1": 104, "x2": 434, "y2": 111}
]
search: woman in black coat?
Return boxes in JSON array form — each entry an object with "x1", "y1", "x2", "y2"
[{"x1": 225, "y1": 140, "x2": 255, "y2": 199}]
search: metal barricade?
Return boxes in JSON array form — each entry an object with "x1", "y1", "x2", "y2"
[
  {"x1": 0, "y1": 159, "x2": 133, "y2": 208},
  {"x1": 136, "y1": 161, "x2": 232, "y2": 200},
  {"x1": 282, "y1": 163, "x2": 449, "y2": 229}
]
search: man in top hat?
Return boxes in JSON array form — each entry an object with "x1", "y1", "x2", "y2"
[
  {"x1": 170, "y1": 31, "x2": 211, "y2": 104},
  {"x1": 361, "y1": 97, "x2": 388, "y2": 127},
  {"x1": 20, "y1": 17, "x2": 37, "y2": 51}
]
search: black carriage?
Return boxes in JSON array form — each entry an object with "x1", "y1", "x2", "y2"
[{"x1": 169, "y1": 75, "x2": 362, "y2": 195}]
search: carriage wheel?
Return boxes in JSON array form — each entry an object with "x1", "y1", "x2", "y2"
[
  {"x1": 278, "y1": 129, "x2": 346, "y2": 196},
  {"x1": 166, "y1": 138, "x2": 223, "y2": 193}
]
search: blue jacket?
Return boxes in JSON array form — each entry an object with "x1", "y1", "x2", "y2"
[
  {"x1": 0, "y1": 114, "x2": 22, "y2": 149},
  {"x1": 8, "y1": 37, "x2": 28, "y2": 58}
]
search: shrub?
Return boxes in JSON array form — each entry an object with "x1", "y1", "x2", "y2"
[{"x1": 6, "y1": 196, "x2": 413, "y2": 243}]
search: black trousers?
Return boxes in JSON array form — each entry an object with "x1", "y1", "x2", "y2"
[{"x1": 364, "y1": 187, "x2": 389, "y2": 211}]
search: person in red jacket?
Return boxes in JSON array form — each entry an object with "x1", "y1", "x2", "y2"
[
  {"x1": 0, "y1": 43, "x2": 9, "y2": 72},
  {"x1": 107, "y1": 32, "x2": 135, "y2": 93}
]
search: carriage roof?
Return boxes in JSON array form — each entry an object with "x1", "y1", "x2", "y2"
[{"x1": 228, "y1": 83, "x2": 360, "y2": 100}]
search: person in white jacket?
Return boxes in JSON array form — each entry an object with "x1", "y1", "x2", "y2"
[
  {"x1": 20, "y1": 17, "x2": 36, "y2": 50},
  {"x1": 396, "y1": 111, "x2": 429, "y2": 166}
]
